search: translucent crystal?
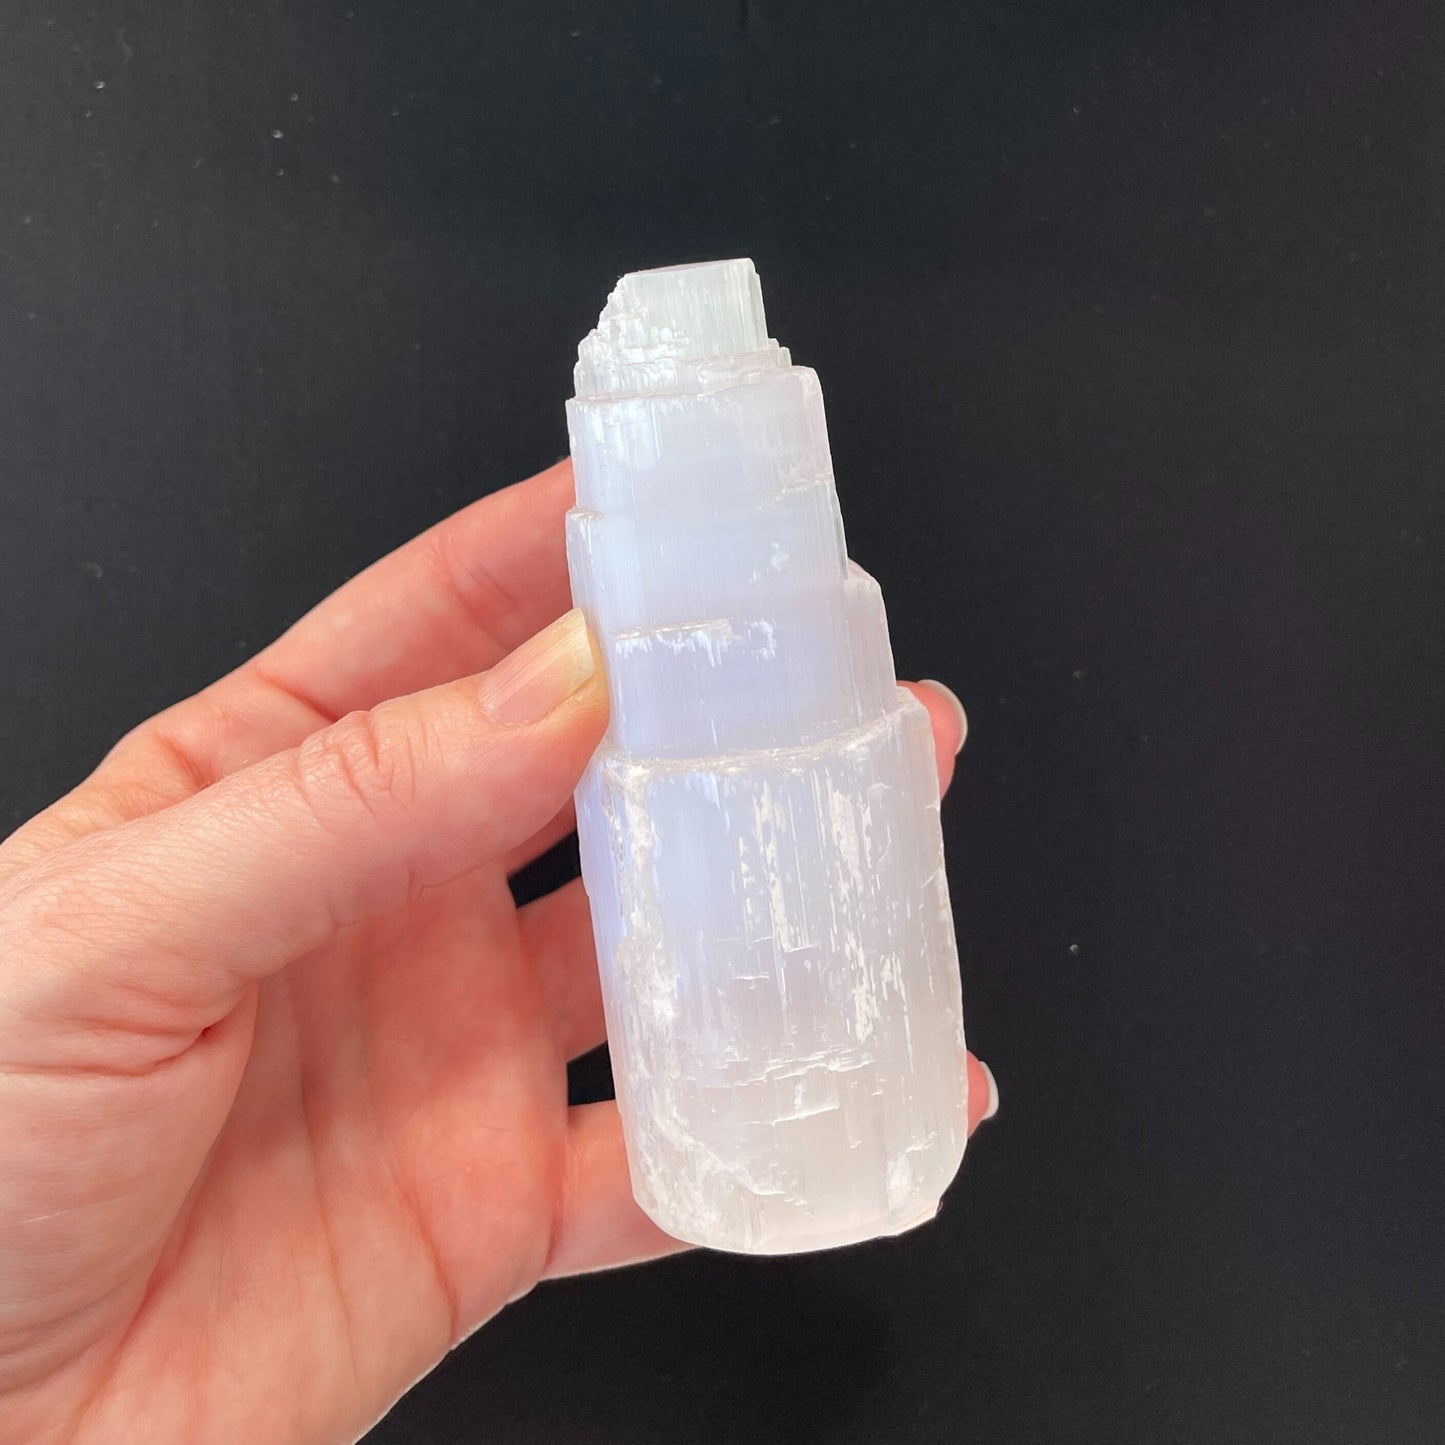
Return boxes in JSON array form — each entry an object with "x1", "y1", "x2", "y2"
[{"x1": 567, "y1": 259, "x2": 969, "y2": 1253}]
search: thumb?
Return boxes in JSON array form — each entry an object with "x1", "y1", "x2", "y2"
[{"x1": 0, "y1": 610, "x2": 605, "y2": 1064}]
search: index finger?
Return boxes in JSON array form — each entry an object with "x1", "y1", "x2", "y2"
[
  {"x1": 253, "y1": 457, "x2": 575, "y2": 719},
  {"x1": 2, "y1": 460, "x2": 576, "y2": 872}
]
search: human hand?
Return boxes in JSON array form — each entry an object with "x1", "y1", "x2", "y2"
[{"x1": 0, "y1": 459, "x2": 995, "y2": 1444}]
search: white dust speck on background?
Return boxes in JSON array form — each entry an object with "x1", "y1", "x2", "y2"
[
  {"x1": 289, "y1": 91, "x2": 299, "y2": 102},
  {"x1": 93, "y1": 79, "x2": 106, "y2": 90},
  {"x1": 1068, "y1": 943, "x2": 1081, "y2": 956},
  {"x1": 271, "y1": 128, "x2": 284, "y2": 140}
]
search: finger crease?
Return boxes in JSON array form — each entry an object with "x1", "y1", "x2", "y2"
[
  {"x1": 431, "y1": 517, "x2": 529, "y2": 658},
  {"x1": 146, "y1": 727, "x2": 217, "y2": 796},
  {"x1": 246, "y1": 662, "x2": 341, "y2": 729}
]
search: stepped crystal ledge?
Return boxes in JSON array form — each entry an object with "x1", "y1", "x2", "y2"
[{"x1": 567, "y1": 259, "x2": 970, "y2": 1253}]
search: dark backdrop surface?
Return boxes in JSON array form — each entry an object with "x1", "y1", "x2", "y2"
[{"x1": 3, "y1": 2, "x2": 1443, "y2": 1441}]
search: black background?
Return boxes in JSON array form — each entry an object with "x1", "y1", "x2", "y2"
[{"x1": 3, "y1": 2, "x2": 1443, "y2": 1441}]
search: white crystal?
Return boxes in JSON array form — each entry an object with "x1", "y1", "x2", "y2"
[{"x1": 567, "y1": 259, "x2": 969, "y2": 1254}]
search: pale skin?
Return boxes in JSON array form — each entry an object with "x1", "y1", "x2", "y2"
[{"x1": 0, "y1": 459, "x2": 994, "y2": 1444}]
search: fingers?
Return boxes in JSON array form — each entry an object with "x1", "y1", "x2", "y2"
[
  {"x1": 516, "y1": 878, "x2": 604, "y2": 1061},
  {"x1": 966, "y1": 1051, "x2": 1000, "y2": 1132},
  {"x1": 1, "y1": 461, "x2": 577, "y2": 873},
  {"x1": 503, "y1": 796, "x2": 577, "y2": 877},
  {"x1": 0, "y1": 613, "x2": 607, "y2": 1068},
  {"x1": 545, "y1": 1051, "x2": 999, "y2": 1277},
  {"x1": 542, "y1": 1101, "x2": 687, "y2": 1280},
  {"x1": 252, "y1": 459, "x2": 575, "y2": 722},
  {"x1": 902, "y1": 678, "x2": 968, "y2": 794}
]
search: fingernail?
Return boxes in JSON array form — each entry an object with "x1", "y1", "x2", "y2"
[
  {"x1": 919, "y1": 679, "x2": 968, "y2": 754},
  {"x1": 979, "y1": 1059, "x2": 1000, "y2": 1122},
  {"x1": 479, "y1": 609, "x2": 596, "y2": 726}
]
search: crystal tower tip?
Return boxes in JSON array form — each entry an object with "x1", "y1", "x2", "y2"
[{"x1": 574, "y1": 258, "x2": 784, "y2": 400}]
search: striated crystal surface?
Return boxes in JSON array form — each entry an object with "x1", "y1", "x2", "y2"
[{"x1": 567, "y1": 259, "x2": 969, "y2": 1254}]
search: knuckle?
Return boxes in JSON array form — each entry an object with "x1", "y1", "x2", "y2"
[{"x1": 293, "y1": 709, "x2": 420, "y2": 833}]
